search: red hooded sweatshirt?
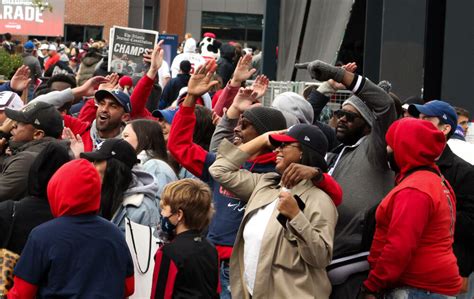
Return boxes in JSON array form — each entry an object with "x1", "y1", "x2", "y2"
[
  {"x1": 364, "y1": 118, "x2": 462, "y2": 295},
  {"x1": 8, "y1": 160, "x2": 134, "y2": 299}
]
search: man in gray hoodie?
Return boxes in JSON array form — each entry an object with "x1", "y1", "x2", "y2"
[{"x1": 296, "y1": 60, "x2": 397, "y2": 298}]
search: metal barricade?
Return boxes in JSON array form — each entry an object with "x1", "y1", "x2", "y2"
[{"x1": 246, "y1": 80, "x2": 353, "y2": 109}]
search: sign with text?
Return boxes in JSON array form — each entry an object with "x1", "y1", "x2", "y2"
[
  {"x1": 108, "y1": 26, "x2": 158, "y2": 77},
  {"x1": 158, "y1": 34, "x2": 178, "y2": 67},
  {"x1": 0, "y1": 0, "x2": 65, "y2": 36}
]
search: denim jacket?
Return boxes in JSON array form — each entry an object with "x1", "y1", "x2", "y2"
[{"x1": 112, "y1": 167, "x2": 160, "y2": 232}]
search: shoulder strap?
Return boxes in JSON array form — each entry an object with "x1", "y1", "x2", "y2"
[
  {"x1": 2, "y1": 201, "x2": 17, "y2": 248},
  {"x1": 126, "y1": 217, "x2": 152, "y2": 274},
  {"x1": 402, "y1": 166, "x2": 440, "y2": 181}
]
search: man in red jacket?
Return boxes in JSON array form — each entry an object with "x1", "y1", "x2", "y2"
[{"x1": 358, "y1": 118, "x2": 463, "y2": 298}]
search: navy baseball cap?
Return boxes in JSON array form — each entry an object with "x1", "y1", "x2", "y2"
[
  {"x1": 24, "y1": 41, "x2": 35, "y2": 50},
  {"x1": 95, "y1": 89, "x2": 131, "y2": 113},
  {"x1": 152, "y1": 108, "x2": 178, "y2": 124},
  {"x1": 269, "y1": 124, "x2": 328, "y2": 158},
  {"x1": 408, "y1": 100, "x2": 457, "y2": 129}
]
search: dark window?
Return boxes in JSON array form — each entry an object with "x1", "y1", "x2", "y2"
[
  {"x1": 64, "y1": 25, "x2": 103, "y2": 43},
  {"x1": 201, "y1": 12, "x2": 263, "y2": 47},
  {"x1": 144, "y1": 6, "x2": 154, "y2": 29}
]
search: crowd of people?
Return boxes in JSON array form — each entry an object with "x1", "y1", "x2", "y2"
[{"x1": 0, "y1": 30, "x2": 473, "y2": 299}]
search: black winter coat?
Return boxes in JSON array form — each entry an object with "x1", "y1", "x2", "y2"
[
  {"x1": 217, "y1": 44, "x2": 236, "y2": 86},
  {"x1": 437, "y1": 144, "x2": 474, "y2": 277},
  {"x1": 0, "y1": 142, "x2": 70, "y2": 254}
]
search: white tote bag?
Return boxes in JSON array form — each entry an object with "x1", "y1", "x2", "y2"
[{"x1": 125, "y1": 218, "x2": 162, "y2": 299}]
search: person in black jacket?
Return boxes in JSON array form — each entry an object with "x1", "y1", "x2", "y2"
[
  {"x1": 217, "y1": 43, "x2": 236, "y2": 86},
  {"x1": 0, "y1": 141, "x2": 70, "y2": 254},
  {"x1": 158, "y1": 60, "x2": 191, "y2": 109},
  {"x1": 409, "y1": 100, "x2": 474, "y2": 298},
  {"x1": 151, "y1": 178, "x2": 218, "y2": 298}
]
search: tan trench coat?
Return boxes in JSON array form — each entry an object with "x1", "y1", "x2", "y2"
[{"x1": 209, "y1": 140, "x2": 338, "y2": 299}]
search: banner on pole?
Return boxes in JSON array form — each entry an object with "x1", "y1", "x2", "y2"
[{"x1": 0, "y1": 0, "x2": 65, "y2": 36}]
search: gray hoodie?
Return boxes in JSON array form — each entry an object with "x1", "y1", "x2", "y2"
[
  {"x1": 112, "y1": 167, "x2": 160, "y2": 232},
  {"x1": 326, "y1": 75, "x2": 396, "y2": 260},
  {"x1": 272, "y1": 92, "x2": 314, "y2": 126}
]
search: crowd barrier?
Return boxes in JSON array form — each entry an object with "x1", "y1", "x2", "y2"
[{"x1": 246, "y1": 80, "x2": 352, "y2": 110}]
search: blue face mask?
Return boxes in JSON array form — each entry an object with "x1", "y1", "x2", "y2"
[{"x1": 160, "y1": 215, "x2": 177, "y2": 235}]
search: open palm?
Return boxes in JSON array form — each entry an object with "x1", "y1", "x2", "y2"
[
  {"x1": 251, "y1": 75, "x2": 269, "y2": 99},
  {"x1": 10, "y1": 65, "x2": 31, "y2": 92},
  {"x1": 187, "y1": 60, "x2": 218, "y2": 96},
  {"x1": 232, "y1": 53, "x2": 256, "y2": 82}
]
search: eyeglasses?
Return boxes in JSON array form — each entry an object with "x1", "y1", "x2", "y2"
[
  {"x1": 334, "y1": 109, "x2": 362, "y2": 122},
  {"x1": 276, "y1": 142, "x2": 300, "y2": 150}
]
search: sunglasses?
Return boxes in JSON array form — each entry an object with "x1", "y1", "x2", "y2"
[
  {"x1": 276, "y1": 142, "x2": 300, "y2": 150},
  {"x1": 334, "y1": 109, "x2": 362, "y2": 122}
]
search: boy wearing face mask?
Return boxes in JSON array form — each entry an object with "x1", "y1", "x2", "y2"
[{"x1": 151, "y1": 179, "x2": 218, "y2": 298}]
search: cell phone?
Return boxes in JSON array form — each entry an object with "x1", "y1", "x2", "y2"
[{"x1": 277, "y1": 194, "x2": 306, "y2": 228}]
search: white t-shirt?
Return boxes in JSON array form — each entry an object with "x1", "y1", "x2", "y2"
[
  {"x1": 447, "y1": 139, "x2": 474, "y2": 164},
  {"x1": 242, "y1": 199, "x2": 278, "y2": 295},
  {"x1": 158, "y1": 60, "x2": 171, "y2": 89},
  {"x1": 170, "y1": 53, "x2": 206, "y2": 78}
]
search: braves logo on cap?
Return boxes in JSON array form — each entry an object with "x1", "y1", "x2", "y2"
[{"x1": 22, "y1": 102, "x2": 38, "y2": 112}]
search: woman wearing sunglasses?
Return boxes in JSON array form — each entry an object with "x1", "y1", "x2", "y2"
[{"x1": 209, "y1": 124, "x2": 338, "y2": 299}]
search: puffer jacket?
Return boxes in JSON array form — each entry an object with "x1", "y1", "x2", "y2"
[{"x1": 76, "y1": 54, "x2": 102, "y2": 86}]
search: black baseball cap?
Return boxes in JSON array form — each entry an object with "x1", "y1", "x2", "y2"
[
  {"x1": 5, "y1": 101, "x2": 63, "y2": 138},
  {"x1": 80, "y1": 138, "x2": 139, "y2": 169},
  {"x1": 269, "y1": 124, "x2": 328, "y2": 158}
]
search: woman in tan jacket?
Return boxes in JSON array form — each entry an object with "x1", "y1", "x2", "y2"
[{"x1": 209, "y1": 124, "x2": 338, "y2": 299}]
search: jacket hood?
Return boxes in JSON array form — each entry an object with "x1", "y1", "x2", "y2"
[
  {"x1": 10, "y1": 137, "x2": 56, "y2": 154},
  {"x1": 124, "y1": 167, "x2": 159, "y2": 199},
  {"x1": 47, "y1": 159, "x2": 101, "y2": 217},
  {"x1": 28, "y1": 142, "x2": 71, "y2": 198},
  {"x1": 82, "y1": 56, "x2": 101, "y2": 66},
  {"x1": 272, "y1": 92, "x2": 314, "y2": 124},
  {"x1": 386, "y1": 118, "x2": 446, "y2": 176},
  {"x1": 220, "y1": 44, "x2": 236, "y2": 60},
  {"x1": 245, "y1": 152, "x2": 277, "y2": 172},
  {"x1": 183, "y1": 38, "x2": 197, "y2": 53}
]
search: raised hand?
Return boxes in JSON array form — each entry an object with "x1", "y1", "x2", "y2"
[
  {"x1": 250, "y1": 75, "x2": 269, "y2": 99},
  {"x1": 230, "y1": 53, "x2": 256, "y2": 85},
  {"x1": 77, "y1": 76, "x2": 108, "y2": 97},
  {"x1": 232, "y1": 87, "x2": 261, "y2": 114},
  {"x1": 62, "y1": 127, "x2": 84, "y2": 159},
  {"x1": 144, "y1": 40, "x2": 164, "y2": 72},
  {"x1": 187, "y1": 60, "x2": 219, "y2": 96},
  {"x1": 99, "y1": 73, "x2": 120, "y2": 91},
  {"x1": 211, "y1": 111, "x2": 221, "y2": 126},
  {"x1": 343, "y1": 62, "x2": 357, "y2": 73},
  {"x1": 10, "y1": 65, "x2": 31, "y2": 92},
  {"x1": 295, "y1": 60, "x2": 345, "y2": 82},
  {"x1": 328, "y1": 62, "x2": 357, "y2": 90}
]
